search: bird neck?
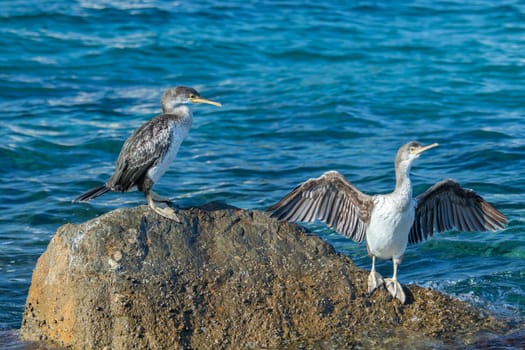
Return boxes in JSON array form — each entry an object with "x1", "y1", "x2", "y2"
[
  {"x1": 394, "y1": 160, "x2": 413, "y2": 200},
  {"x1": 162, "y1": 101, "x2": 189, "y2": 114},
  {"x1": 163, "y1": 104, "x2": 193, "y2": 122}
]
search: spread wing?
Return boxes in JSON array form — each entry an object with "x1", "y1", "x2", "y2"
[
  {"x1": 268, "y1": 171, "x2": 373, "y2": 242},
  {"x1": 107, "y1": 115, "x2": 172, "y2": 191},
  {"x1": 409, "y1": 179, "x2": 507, "y2": 244}
]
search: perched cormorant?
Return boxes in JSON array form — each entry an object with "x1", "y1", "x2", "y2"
[
  {"x1": 268, "y1": 141, "x2": 507, "y2": 303},
  {"x1": 73, "y1": 86, "x2": 221, "y2": 222}
]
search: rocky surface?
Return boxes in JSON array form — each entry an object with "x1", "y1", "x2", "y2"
[{"x1": 20, "y1": 203, "x2": 515, "y2": 349}]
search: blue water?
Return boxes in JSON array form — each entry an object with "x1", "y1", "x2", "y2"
[{"x1": 1, "y1": 0, "x2": 524, "y2": 340}]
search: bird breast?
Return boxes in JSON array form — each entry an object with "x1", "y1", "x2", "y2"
[
  {"x1": 365, "y1": 195, "x2": 415, "y2": 260},
  {"x1": 147, "y1": 120, "x2": 189, "y2": 183}
]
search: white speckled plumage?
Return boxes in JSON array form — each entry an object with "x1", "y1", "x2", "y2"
[
  {"x1": 74, "y1": 86, "x2": 221, "y2": 222},
  {"x1": 147, "y1": 106, "x2": 192, "y2": 183}
]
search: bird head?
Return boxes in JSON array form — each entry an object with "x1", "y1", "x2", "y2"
[
  {"x1": 395, "y1": 141, "x2": 439, "y2": 172},
  {"x1": 161, "y1": 86, "x2": 221, "y2": 113}
]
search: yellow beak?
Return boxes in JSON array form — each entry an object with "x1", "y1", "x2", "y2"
[
  {"x1": 414, "y1": 142, "x2": 439, "y2": 155},
  {"x1": 189, "y1": 97, "x2": 222, "y2": 107}
]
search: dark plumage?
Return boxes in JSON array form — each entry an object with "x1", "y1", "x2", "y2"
[
  {"x1": 74, "y1": 86, "x2": 221, "y2": 221},
  {"x1": 270, "y1": 171, "x2": 372, "y2": 242},
  {"x1": 409, "y1": 179, "x2": 507, "y2": 244}
]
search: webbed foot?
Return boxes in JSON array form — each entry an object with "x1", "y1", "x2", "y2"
[
  {"x1": 367, "y1": 271, "x2": 385, "y2": 294},
  {"x1": 385, "y1": 278, "x2": 406, "y2": 303},
  {"x1": 146, "y1": 191, "x2": 180, "y2": 222},
  {"x1": 151, "y1": 205, "x2": 181, "y2": 222}
]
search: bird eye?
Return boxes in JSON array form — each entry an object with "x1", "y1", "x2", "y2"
[{"x1": 189, "y1": 94, "x2": 195, "y2": 99}]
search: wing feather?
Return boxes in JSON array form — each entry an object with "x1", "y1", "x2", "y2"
[
  {"x1": 444, "y1": 199, "x2": 454, "y2": 230},
  {"x1": 409, "y1": 179, "x2": 507, "y2": 244},
  {"x1": 107, "y1": 115, "x2": 173, "y2": 191},
  {"x1": 268, "y1": 171, "x2": 373, "y2": 242}
]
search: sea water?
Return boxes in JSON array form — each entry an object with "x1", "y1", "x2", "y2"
[{"x1": 1, "y1": 0, "x2": 524, "y2": 345}]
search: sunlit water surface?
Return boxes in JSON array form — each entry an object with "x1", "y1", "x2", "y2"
[{"x1": 1, "y1": 0, "x2": 524, "y2": 346}]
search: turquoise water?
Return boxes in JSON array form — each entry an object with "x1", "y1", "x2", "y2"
[{"x1": 1, "y1": 0, "x2": 524, "y2": 339}]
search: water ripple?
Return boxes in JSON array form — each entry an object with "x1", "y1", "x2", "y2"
[{"x1": 0, "y1": 0, "x2": 524, "y2": 336}]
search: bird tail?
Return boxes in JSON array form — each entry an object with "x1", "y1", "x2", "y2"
[{"x1": 73, "y1": 185, "x2": 110, "y2": 203}]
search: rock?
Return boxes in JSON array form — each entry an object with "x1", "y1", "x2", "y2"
[{"x1": 20, "y1": 204, "x2": 511, "y2": 349}]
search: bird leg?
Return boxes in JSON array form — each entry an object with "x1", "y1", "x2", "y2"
[
  {"x1": 384, "y1": 257, "x2": 406, "y2": 303},
  {"x1": 150, "y1": 190, "x2": 174, "y2": 204},
  {"x1": 146, "y1": 192, "x2": 181, "y2": 223},
  {"x1": 367, "y1": 255, "x2": 384, "y2": 294}
]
